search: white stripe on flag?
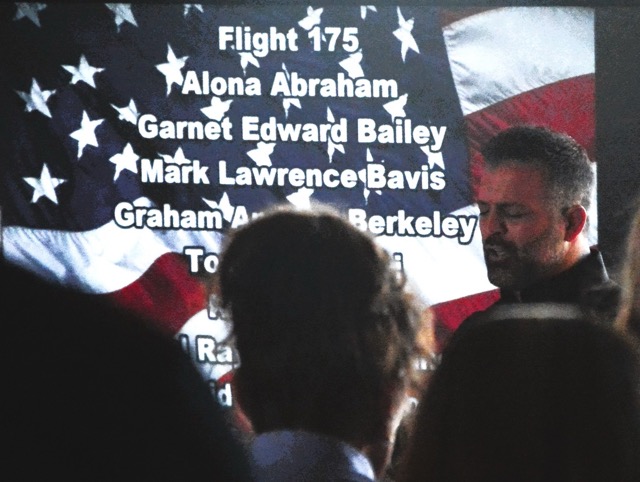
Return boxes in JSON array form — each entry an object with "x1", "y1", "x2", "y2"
[
  {"x1": 443, "y1": 7, "x2": 594, "y2": 116},
  {"x1": 376, "y1": 204, "x2": 495, "y2": 306},
  {"x1": 4, "y1": 197, "x2": 223, "y2": 294}
]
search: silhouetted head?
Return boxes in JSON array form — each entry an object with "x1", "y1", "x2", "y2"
[
  {"x1": 615, "y1": 199, "x2": 640, "y2": 339},
  {"x1": 216, "y1": 203, "x2": 425, "y2": 475},
  {"x1": 399, "y1": 303, "x2": 640, "y2": 482}
]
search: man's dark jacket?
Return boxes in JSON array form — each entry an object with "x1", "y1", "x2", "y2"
[{"x1": 460, "y1": 248, "x2": 620, "y2": 328}]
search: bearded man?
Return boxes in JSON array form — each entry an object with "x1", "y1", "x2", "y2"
[{"x1": 462, "y1": 125, "x2": 619, "y2": 326}]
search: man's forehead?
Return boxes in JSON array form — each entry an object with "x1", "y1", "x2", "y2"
[
  {"x1": 475, "y1": 164, "x2": 551, "y2": 202},
  {"x1": 478, "y1": 163, "x2": 546, "y2": 184},
  {"x1": 476, "y1": 199, "x2": 528, "y2": 208}
]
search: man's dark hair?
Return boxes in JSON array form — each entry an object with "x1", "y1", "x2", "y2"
[
  {"x1": 481, "y1": 125, "x2": 594, "y2": 211},
  {"x1": 216, "y1": 204, "x2": 422, "y2": 446}
]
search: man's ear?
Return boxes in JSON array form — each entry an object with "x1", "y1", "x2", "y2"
[{"x1": 564, "y1": 205, "x2": 587, "y2": 242}]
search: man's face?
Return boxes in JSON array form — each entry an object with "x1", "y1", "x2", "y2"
[{"x1": 475, "y1": 164, "x2": 568, "y2": 291}]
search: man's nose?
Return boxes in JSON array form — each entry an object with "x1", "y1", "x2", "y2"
[{"x1": 481, "y1": 210, "x2": 505, "y2": 238}]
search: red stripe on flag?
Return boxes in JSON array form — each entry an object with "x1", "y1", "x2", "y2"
[
  {"x1": 107, "y1": 253, "x2": 208, "y2": 335},
  {"x1": 439, "y1": 8, "x2": 495, "y2": 28},
  {"x1": 432, "y1": 289, "x2": 500, "y2": 350}
]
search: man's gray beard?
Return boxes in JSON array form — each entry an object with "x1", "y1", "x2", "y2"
[
  {"x1": 486, "y1": 252, "x2": 563, "y2": 291},
  {"x1": 487, "y1": 264, "x2": 531, "y2": 291}
]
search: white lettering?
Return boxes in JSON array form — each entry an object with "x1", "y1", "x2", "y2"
[{"x1": 347, "y1": 208, "x2": 478, "y2": 244}]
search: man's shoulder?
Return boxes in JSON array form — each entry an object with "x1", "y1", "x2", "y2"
[
  {"x1": 579, "y1": 278, "x2": 621, "y2": 324},
  {"x1": 457, "y1": 281, "x2": 620, "y2": 332}
]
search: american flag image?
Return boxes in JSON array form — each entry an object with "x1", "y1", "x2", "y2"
[{"x1": 1, "y1": 4, "x2": 594, "y2": 393}]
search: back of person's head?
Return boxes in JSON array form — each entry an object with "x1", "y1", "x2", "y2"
[
  {"x1": 481, "y1": 125, "x2": 594, "y2": 212},
  {"x1": 3, "y1": 261, "x2": 252, "y2": 481},
  {"x1": 399, "y1": 303, "x2": 640, "y2": 482},
  {"x1": 615, "y1": 200, "x2": 640, "y2": 339},
  {"x1": 216, "y1": 203, "x2": 423, "y2": 450}
]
